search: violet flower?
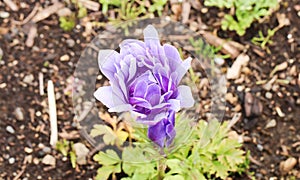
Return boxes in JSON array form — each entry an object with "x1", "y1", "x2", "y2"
[{"x1": 94, "y1": 25, "x2": 194, "y2": 147}]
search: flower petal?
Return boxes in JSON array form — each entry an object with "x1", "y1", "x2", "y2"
[
  {"x1": 167, "y1": 99, "x2": 181, "y2": 112},
  {"x1": 98, "y1": 50, "x2": 119, "y2": 80},
  {"x1": 172, "y1": 57, "x2": 192, "y2": 85},
  {"x1": 177, "y1": 85, "x2": 194, "y2": 108},
  {"x1": 163, "y1": 44, "x2": 182, "y2": 71},
  {"x1": 108, "y1": 104, "x2": 133, "y2": 113},
  {"x1": 147, "y1": 120, "x2": 166, "y2": 147},
  {"x1": 94, "y1": 86, "x2": 114, "y2": 108}
]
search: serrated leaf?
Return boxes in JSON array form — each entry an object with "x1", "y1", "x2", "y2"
[
  {"x1": 93, "y1": 149, "x2": 120, "y2": 165},
  {"x1": 116, "y1": 129, "x2": 128, "y2": 145},
  {"x1": 166, "y1": 159, "x2": 183, "y2": 175},
  {"x1": 95, "y1": 164, "x2": 121, "y2": 180},
  {"x1": 211, "y1": 160, "x2": 228, "y2": 179},
  {"x1": 90, "y1": 124, "x2": 116, "y2": 145}
]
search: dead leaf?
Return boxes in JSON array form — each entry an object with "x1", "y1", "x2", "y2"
[
  {"x1": 32, "y1": 3, "x2": 64, "y2": 23},
  {"x1": 227, "y1": 54, "x2": 250, "y2": 79},
  {"x1": 280, "y1": 157, "x2": 297, "y2": 175},
  {"x1": 25, "y1": 23, "x2": 37, "y2": 47},
  {"x1": 276, "y1": 13, "x2": 290, "y2": 28},
  {"x1": 244, "y1": 92, "x2": 263, "y2": 117},
  {"x1": 4, "y1": 0, "x2": 18, "y2": 11},
  {"x1": 78, "y1": 0, "x2": 100, "y2": 11},
  {"x1": 181, "y1": 1, "x2": 191, "y2": 24},
  {"x1": 202, "y1": 31, "x2": 243, "y2": 59}
]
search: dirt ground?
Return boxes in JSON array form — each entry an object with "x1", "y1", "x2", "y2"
[{"x1": 0, "y1": 0, "x2": 299, "y2": 179}]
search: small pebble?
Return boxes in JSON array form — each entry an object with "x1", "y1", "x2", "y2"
[
  {"x1": 8, "y1": 157, "x2": 15, "y2": 164},
  {"x1": 60, "y1": 54, "x2": 70, "y2": 61},
  {"x1": 14, "y1": 107, "x2": 24, "y2": 121},
  {"x1": 265, "y1": 92, "x2": 273, "y2": 99},
  {"x1": 257, "y1": 144, "x2": 264, "y2": 151},
  {"x1": 0, "y1": 11, "x2": 9, "y2": 18},
  {"x1": 42, "y1": 154, "x2": 56, "y2": 166},
  {"x1": 6, "y1": 126, "x2": 15, "y2": 134},
  {"x1": 43, "y1": 146, "x2": 51, "y2": 154},
  {"x1": 66, "y1": 39, "x2": 75, "y2": 48},
  {"x1": 237, "y1": 85, "x2": 244, "y2": 92},
  {"x1": 265, "y1": 119, "x2": 277, "y2": 129},
  {"x1": 24, "y1": 147, "x2": 33, "y2": 154},
  {"x1": 214, "y1": 57, "x2": 225, "y2": 65},
  {"x1": 23, "y1": 74, "x2": 34, "y2": 84}
]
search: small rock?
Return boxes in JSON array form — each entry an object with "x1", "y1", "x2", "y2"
[
  {"x1": 275, "y1": 106, "x2": 285, "y2": 117},
  {"x1": 33, "y1": 157, "x2": 40, "y2": 165},
  {"x1": 42, "y1": 154, "x2": 56, "y2": 166},
  {"x1": 0, "y1": 11, "x2": 10, "y2": 18},
  {"x1": 257, "y1": 144, "x2": 264, "y2": 151},
  {"x1": 227, "y1": 54, "x2": 250, "y2": 79},
  {"x1": 14, "y1": 107, "x2": 24, "y2": 121},
  {"x1": 280, "y1": 157, "x2": 297, "y2": 175},
  {"x1": 23, "y1": 74, "x2": 34, "y2": 84},
  {"x1": 225, "y1": 93, "x2": 238, "y2": 105},
  {"x1": 60, "y1": 54, "x2": 70, "y2": 61},
  {"x1": 42, "y1": 146, "x2": 51, "y2": 154},
  {"x1": 237, "y1": 85, "x2": 244, "y2": 92},
  {"x1": 66, "y1": 39, "x2": 75, "y2": 48},
  {"x1": 73, "y1": 142, "x2": 89, "y2": 165},
  {"x1": 265, "y1": 92, "x2": 273, "y2": 99},
  {"x1": 214, "y1": 57, "x2": 225, "y2": 66},
  {"x1": 265, "y1": 119, "x2": 276, "y2": 129},
  {"x1": 24, "y1": 147, "x2": 33, "y2": 154},
  {"x1": 8, "y1": 157, "x2": 15, "y2": 164},
  {"x1": 6, "y1": 126, "x2": 15, "y2": 134}
]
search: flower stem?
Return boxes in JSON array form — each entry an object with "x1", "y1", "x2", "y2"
[{"x1": 157, "y1": 158, "x2": 166, "y2": 180}]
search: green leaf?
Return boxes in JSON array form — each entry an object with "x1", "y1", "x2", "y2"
[
  {"x1": 93, "y1": 149, "x2": 120, "y2": 165},
  {"x1": 90, "y1": 124, "x2": 116, "y2": 145},
  {"x1": 163, "y1": 175, "x2": 185, "y2": 180},
  {"x1": 166, "y1": 159, "x2": 183, "y2": 175},
  {"x1": 211, "y1": 161, "x2": 228, "y2": 178},
  {"x1": 95, "y1": 164, "x2": 121, "y2": 180},
  {"x1": 69, "y1": 150, "x2": 76, "y2": 168}
]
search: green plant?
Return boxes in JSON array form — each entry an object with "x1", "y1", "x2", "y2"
[
  {"x1": 56, "y1": 139, "x2": 77, "y2": 168},
  {"x1": 99, "y1": 0, "x2": 121, "y2": 14},
  {"x1": 148, "y1": 0, "x2": 167, "y2": 16},
  {"x1": 204, "y1": 0, "x2": 279, "y2": 35},
  {"x1": 108, "y1": 0, "x2": 147, "y2": 35},
  {"x1": 58, "y1": 0, "x2": 87, "y2": 31},
  {"x1": 59, "y1": 16, "x2": 76, "y2": 31},
  {"x1": 92, "y1": 115, "x2": 249, "y2": 179}
]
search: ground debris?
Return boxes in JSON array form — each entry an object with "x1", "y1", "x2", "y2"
[
  {"x1": 227, "y1": 54, "x2": 250, "y2": 79},
  {"x1": 42, "y1": 155, "x2": 56, "y2": 166},
  {"x1": 280, "y1": 157, "x2": 297, "y2": 175}
]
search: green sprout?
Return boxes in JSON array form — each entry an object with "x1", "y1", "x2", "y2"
[{"x1": 205, "y1": 0, "x2": 279, "y2": 36}]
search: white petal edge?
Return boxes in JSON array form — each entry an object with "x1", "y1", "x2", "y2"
[
  {"x1": 108, "y1": 104, "x2": 133, "y2": 113},
  {"x1": 94, "y1": 86, "x2": 114, "y2": 108},
  {"x1": 177, "y1": 85, "x2": 195, "y2": 108}
]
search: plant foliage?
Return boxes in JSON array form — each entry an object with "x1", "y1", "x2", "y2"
[
  {"x1": 91, "y1": 115, "x2": 249, "y2": 179},
  {"x1": 204, "y1": 0, "x2": 279, "y2": 35}
]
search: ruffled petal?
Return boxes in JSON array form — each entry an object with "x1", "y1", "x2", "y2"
[
  {"x1": 177, "y1": 85, "x2": 194, "y2": 108},
  {"x1": 147, "y1": 120, "x2": 165, "y2": 148},
  {"x1": 108, "y1": 104, "x2": 133, "y2": 113},
  {"x1": 172, "y1": 57, "x2": 192, "y2": 85},
  {"x1": 98, "y1": 50, "x2": 119, "y2": 81},
  {"x1": 94, "y1": 86, "x2": 114, "y2": 108},
  {"x1": 163, "y1": 44, "x2": 182, "y2": 71}
]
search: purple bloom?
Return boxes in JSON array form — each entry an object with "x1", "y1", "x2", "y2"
[{"x1": 94, "y1": 25, "x2": 194, "y2": 147}]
